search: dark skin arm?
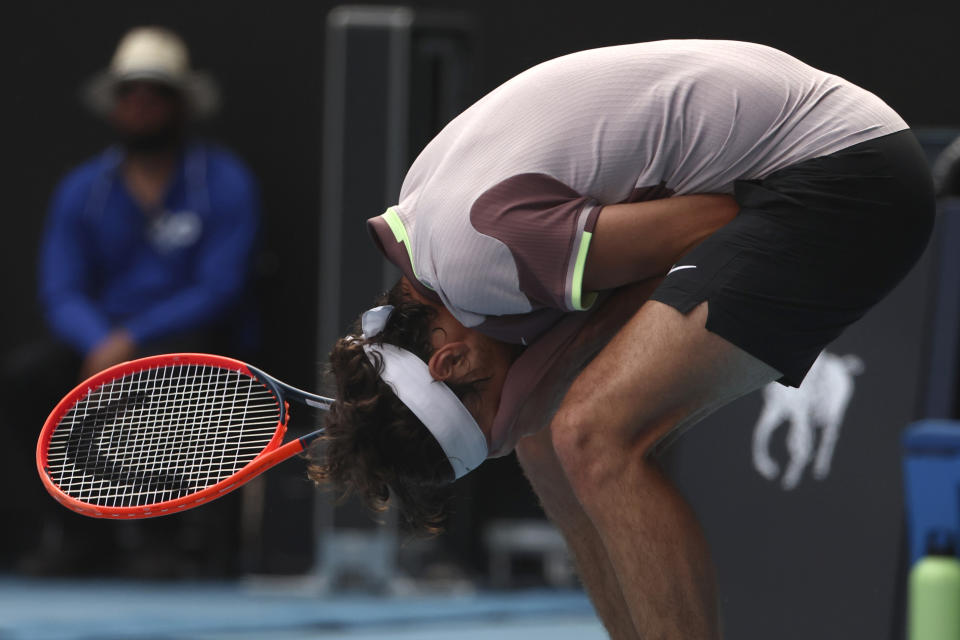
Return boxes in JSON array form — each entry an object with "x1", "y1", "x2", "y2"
[
  {"x1": 583, "y1": 194, "x2": 738, "y2": 291},
  {"x1": 510, "y1": 192, "x2": 736, "y2": 432},
  {"x1": 505, "y1": 195, "x2": 736, "y2": 439},
  {"x1": 452, "y1": 194, "x2": 736, "y2": 451}
]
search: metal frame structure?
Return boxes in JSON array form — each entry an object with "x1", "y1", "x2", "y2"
[{"x1": 316, "y1": 4, "x2": 474, "y2": 591}]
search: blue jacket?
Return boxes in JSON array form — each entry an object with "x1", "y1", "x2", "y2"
[{"x1": 39, "y1": 143, "x2": 260, "y2": 354}]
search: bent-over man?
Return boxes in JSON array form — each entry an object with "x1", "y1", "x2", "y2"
[{"x1": 310, "y1": 40, "x2": 933, "y2": 639}]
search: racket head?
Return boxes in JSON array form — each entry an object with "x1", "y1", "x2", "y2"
[{"x1": 37, "y1": 353, "x2": 289, "y2": 519}]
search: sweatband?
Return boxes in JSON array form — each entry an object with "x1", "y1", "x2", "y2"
[{"x1": 360, "y1": 305, "x2": 487, "y2": 479}]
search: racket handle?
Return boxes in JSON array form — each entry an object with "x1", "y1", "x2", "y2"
[
  {"x1": 298, "y1": 430, "x2": 324, "y2": 448},
  {"x1": 235, "y1": 429, "x2": 323, "y2": 486}
]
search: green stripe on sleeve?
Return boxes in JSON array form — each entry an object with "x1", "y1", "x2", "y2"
[
  {"x1": 382, "y1": 207, "x2": 419, "y2": 280},
  {"x1": 571, "y1": 230, "x2": 598, "y2": 310}
]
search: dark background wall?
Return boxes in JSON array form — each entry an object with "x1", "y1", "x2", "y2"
[{"x1": 4, "y1": 0, "x2": 958, "y2": 392}]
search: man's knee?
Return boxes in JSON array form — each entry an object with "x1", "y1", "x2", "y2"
[{"x1": 550, "y1": 403, "x2": 672, "y2": 495}]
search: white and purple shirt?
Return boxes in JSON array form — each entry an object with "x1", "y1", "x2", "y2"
[{"x1": 366, "y1": 39, "x2": 908, "y2": 452}]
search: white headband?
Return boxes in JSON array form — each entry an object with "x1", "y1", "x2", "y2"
[{"x1": 360, "y1": 305, "x2": 488, "y2": 479}]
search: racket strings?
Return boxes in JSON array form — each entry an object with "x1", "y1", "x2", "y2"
[{"x1": 45, "y1": 363, "x2": 280, "y2": 508}]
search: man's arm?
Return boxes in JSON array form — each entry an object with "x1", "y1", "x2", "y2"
[
  {"x1": 39, "y1": 177, "x2": 114, "y2": 355},
  {"x1": 583, "y1": 195, "x2": 737, "y2": 291},
  {"x1": 494, "y1": 194, "x2": 735, "y2": 448}
]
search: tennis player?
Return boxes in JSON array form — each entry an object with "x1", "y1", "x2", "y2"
[{"x1": 309, "y1": 40, "x2": 934, "y2": 639}]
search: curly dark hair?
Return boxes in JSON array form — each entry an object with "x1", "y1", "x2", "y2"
[{"x1": 307, "y1": 280, "x2": 486, "y2": 534}]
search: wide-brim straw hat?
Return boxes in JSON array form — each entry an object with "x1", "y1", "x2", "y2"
[{"x1": 83, "y1": 27, "x2": 219, "y2": 119}]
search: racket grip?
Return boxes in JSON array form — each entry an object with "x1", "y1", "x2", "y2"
[
  {"x1": 298, "y1": 430, "x2": 323, "y2": 448},
  {"x1": 239, "y1": 438, "x2": 310, "y2": 485},
  {"x1": 240, "y1": 429, "x2": 324, "y2": 483}
]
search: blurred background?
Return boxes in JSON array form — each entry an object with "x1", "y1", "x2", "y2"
[{"x1": 3, "y1": 1, "x2": 960, "y2": 638}]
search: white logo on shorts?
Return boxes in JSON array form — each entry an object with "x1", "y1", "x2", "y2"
[
  {"x1": 751, "y1": 350, "x2": 864, "y2": 490},
  {"x1": 667, "y1": 265, "x2": 697, "y2": 276}
]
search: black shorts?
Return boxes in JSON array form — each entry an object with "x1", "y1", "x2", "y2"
[{"x1": 650, "y1": 129, "x2": 935, "y2": 387}]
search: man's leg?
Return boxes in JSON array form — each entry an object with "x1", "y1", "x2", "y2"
[
  {"x1": 516, "y1": 427, "x2": 639, "y2": 640},
  {"x1": 551, "y1": 300, "x2": 780, "y2": 639}
]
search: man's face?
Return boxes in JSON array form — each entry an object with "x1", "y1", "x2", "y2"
[
  {"x1": 110, "y1": 80, "x2": 184, "y2": 149},
  {"x1": 400, "y1": 277, "x2": 518, "y2": 449},
  {"x1": 457, "y1": 329, "x2": 516, "y2": 446}
]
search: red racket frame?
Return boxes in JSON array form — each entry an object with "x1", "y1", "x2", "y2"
[{"x1": 36, "y1": 353, "x2": 322, "y2": 519}]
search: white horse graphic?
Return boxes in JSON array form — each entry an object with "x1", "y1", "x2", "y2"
[{"x1": 752, "y1": 351, "x2": 864, "y2": 490}]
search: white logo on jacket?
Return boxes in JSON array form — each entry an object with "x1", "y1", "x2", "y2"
[
  {"x1": 149, "y1": 210, "x2": 203, "y2": 252},
  {"x1": 752, "y1": 350, "x2": 864, "y2": 490}
]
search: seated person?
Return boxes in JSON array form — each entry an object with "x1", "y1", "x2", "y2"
[
  {"x1": 42, "y1": 26, "x2": 259, "y2": 375},
  {"x1": 4, "y1": 26, "x2": 259, "y2": 577}
]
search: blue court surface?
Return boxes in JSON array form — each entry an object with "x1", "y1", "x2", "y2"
[{"x1": 0, "y1": 578, "x2": 606, "y2": 640}]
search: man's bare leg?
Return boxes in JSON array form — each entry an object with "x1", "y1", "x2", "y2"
[
  {"x1": 551, "y1": 301, "x2": 780, "y2": 639},
  {"x1": 516, "y1": 427, "x2": 639, "y2": 640}
]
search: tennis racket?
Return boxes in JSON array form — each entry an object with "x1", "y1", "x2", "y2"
[{"x1": 36, "y1": 353, "x2": 332, "y2": 519}]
